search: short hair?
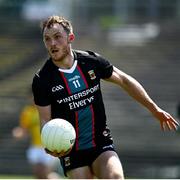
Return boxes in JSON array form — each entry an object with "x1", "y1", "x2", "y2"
[{"x1": 41, "y1": 15, "x2": 73, "y2": 34}]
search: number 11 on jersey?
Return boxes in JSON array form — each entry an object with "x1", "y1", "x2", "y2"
[{"x1": 73, "y1": 80, "x2": 81, "y2": 88}]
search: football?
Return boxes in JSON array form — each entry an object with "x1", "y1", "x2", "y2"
[{"x1": 41, "y1": 118, "x2": 76, "y2": 153}]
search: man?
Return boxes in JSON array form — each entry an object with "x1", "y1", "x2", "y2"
[{"x1": 32, "y1": 15, "x2": 179, "y2": 179}]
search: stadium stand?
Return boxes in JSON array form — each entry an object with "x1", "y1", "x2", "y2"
[{"x1": 0, "y1": 19, "x2": 47, "y2": 175}]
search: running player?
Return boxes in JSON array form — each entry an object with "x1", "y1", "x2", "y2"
[{"x1": 32, "y1": 15, "x2": 179, "y2": 179}]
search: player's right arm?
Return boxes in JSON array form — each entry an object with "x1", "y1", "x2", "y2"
[
  {"x1": 35, "y1": 105, "x2": 51, "y2": 128},
  {"x1": 36, "y1": 104, "x2": 70, "y2": 157},
  {"x1": 32, "y1": 69, "x2": 52, "y2": 128},
  {"x1": 32, "y1": 70, "x2": 66, "y2": 156},
  {"x1": 36, "y1": 105, "x2": 67, "y2": 156}
]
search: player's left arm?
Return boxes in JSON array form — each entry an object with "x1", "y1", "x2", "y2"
[{"x1": 105, "y1": 66, "x2": 179, "y2": 131}]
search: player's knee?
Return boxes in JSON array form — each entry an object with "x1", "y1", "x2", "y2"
[
  {"x1": 111, "y1": 173, "x2": 124, "y2": 179},
  {"x1": 109, "y1": 171, "x2": 124, "y2": 179}
]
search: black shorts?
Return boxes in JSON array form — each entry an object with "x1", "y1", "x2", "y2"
[{"x1": 59, "y1": 144, "x2": 115, "y2": 176}]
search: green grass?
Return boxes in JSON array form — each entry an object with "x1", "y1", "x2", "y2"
[{"x1": 0, "y1": 174, "x2": 34, "y2": 179}]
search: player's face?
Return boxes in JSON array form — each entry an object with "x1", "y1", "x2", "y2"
[{"x1": 43, "y1": 23, "x2": 72, "y2": 62}]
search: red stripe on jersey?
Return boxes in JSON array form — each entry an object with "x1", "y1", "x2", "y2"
[
  {"x1": 75, "y1": 111, "x2": 79, "y2": 150},
  {"x1": 77, "y1": 65, "x2": 88, "y2": 88},
  {"x1": 60, "y1": 72, "x2": 72, "y2": 94},
  {"x1": 77, "y1": 65, "x2": 96, "y2": 147},
  {"x1": 90, "y1": 105, "x2": 96, "y2": 147}
]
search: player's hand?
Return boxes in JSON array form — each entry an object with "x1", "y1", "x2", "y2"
[
  {"x1": 45, "y1": 148, "x2": 72, "y2": 157},
  {"x1": 152, "y1": 108, "x2": 179, "y2": 131}
]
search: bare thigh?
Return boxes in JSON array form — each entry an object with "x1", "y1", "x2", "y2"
[
  {"x1": 92, "y1": 150, "x2": 124, "y2": 179},
  {"x1": 67, "y1": 166, "x2": 94, "y2": 179}
]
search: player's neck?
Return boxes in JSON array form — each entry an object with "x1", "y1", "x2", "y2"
[{"x1": 53, "y1": 50, "x2": 74, "y2": 69}]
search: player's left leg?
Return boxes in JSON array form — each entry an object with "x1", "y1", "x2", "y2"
[{"x1": 91, "y1": 150, "x2": 124, "y2": 179}]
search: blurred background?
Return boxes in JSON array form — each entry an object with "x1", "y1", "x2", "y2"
[{"x1": 0, "y1": 0, "x2": 180, "y2": 178}]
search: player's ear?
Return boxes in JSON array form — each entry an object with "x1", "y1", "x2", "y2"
[{"x1": 68, "y1": 33, "x2": 75, "y2": 43}]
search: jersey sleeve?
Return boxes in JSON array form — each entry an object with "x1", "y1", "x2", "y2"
[
  {"x1": 32, "y1": 74, "x2": 51, "y2": 106},
  {"x1": 96, "y1": 54, "x2": 113, "y2": 79}
]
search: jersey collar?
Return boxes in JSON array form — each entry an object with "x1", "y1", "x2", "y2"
[{"x1": 58, "y1": 60, "x2": 77, "y2": 73}]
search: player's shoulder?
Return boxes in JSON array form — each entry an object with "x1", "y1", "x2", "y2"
[
  {"x1": 74, "y1": 49, "x2": 110, "y2": 67},
  {"x1": 74, "y1": 49, "x2": 101, "y2": 59},
  {"x1": 33, "y1": 59, "x2": 54, "y2": 79}
]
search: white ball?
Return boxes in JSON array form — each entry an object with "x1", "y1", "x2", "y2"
[{"x1": 41, "y1": 118, "x2": 76, "y2": 153}]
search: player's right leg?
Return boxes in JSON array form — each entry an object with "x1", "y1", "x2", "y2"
[
  {"x1": 66, "y1": 166, "x2": 94, "y2": 179},
  {"x1": 60, "y1": 149, "x2": 95, "y2": 178}
]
